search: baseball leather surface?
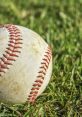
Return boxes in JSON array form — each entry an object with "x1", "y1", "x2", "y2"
[{"x1": 0, "y1": 24, "x2": 52, "y2": 104}]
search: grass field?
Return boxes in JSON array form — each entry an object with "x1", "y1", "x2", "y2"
[{"x1": 0, "y1": 0, "x2": 82, "y2": 117}]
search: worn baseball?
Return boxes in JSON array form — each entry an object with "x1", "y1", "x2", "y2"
[{"x1": 0, "y1": 24, "x2": 52, "y2": 104}]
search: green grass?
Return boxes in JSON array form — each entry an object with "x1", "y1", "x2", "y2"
[{"x1": 0, "y1": 0, "x2": 82, "y2": 116}]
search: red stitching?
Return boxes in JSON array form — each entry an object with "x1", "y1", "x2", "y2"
[
  {"x1": 28, "y1": 46, "x2": 52, "y2": 103},
  {"x1": 33, "y1": 83, "x2": 41, "y2": 87},
  {"x1": 0, "y1": 69, "x2": 5, "y2": 73},
  {"x1": 0, "y1": 24, "x2": 22, "y2": 76}
]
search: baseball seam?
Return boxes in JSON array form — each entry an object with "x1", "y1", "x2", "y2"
[
  {"x1": 0, "y1": 24, "x2": 22, "y2": 76},
  {"x1": 27, "y1": 46, "x2": 52, "y2": 103}
]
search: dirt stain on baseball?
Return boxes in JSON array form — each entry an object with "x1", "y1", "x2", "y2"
[{"x1": 11, "y1": 82, "x2": 22, "y2": 95}]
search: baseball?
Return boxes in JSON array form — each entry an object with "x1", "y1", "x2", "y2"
[{"x1": 0, "y1": 24, "x2": 52, "y2": 104}]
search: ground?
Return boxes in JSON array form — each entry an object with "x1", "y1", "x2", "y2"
[{"x1": 0, "y1": 0, "x2": 82, "y2": 117}]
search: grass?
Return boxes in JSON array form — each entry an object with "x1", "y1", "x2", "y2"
[{"x1": 0, "y1": 0, "x2": 82, "y2": 116}]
